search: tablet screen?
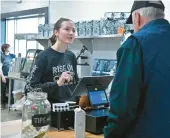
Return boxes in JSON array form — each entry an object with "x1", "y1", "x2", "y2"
[{"x1": 89, "y1": 90, "x2": 108, "y2": 105}]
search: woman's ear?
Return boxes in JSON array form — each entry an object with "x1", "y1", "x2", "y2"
[{"x1": 54, "y1": 29, "x2": 58, "y2": 37}]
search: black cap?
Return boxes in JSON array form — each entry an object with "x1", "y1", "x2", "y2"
[{"x1": 126, "y1": 1, "x2": 165, "y2": 24}]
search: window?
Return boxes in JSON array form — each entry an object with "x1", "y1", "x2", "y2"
[
  {"x1": 6, "y1": 16, "x2": 45, "y2": 57},
  {"x1": 16, "y1": 17, "x2": 44, "y2": 33},
  {"x1": 6, "y1": 20, "x2": 16, "y2": 54}
]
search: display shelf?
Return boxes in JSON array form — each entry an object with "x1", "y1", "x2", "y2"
[
  {"x1": 35, "y1": 38, "x2": 50, "y2": 49},
  {"x1": 76, "y1": 34, "x2": 122, "y2": 39},
  {"x1": 35, "y1": 34, "x2": 123, "y2": 53},
  {"x1": 35, "y1": 34, "x2": 122, "y2": 41},
  {"x1": 14, "y1": 33, "x2": 38, "y2": 40}
]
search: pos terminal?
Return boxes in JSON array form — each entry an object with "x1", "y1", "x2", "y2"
[{"x1": 72, "y1": 76, "x2": 114, "y2": 134}]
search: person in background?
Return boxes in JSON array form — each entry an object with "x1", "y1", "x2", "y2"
[
  {"x1": 25, "y1": 18, "x2": 79, "y2": 125},
  {"x1": 104, "y1": 1, "x2": 170, "y2": 138},
  {"x1": 1, "y1": 44, "x2": 16, "y2": 76},
  {"x1": 1, "y1": 44, "x2": 16, "y2": 109},
  {"x1": 0, "y1": 60, "x2": 7, "y2": 109}
]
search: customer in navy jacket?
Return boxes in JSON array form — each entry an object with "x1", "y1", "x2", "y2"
[{"x1": 104, "y1": 1, "x2": 170, "y2": 138}]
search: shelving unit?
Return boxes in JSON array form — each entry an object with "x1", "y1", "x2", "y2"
[
  {"x1": 35, "y1": 34, "x2": 123, "y2": 53},
  {"x1": 35, "y1": 38, "x2": 50, "y2": 49},
  {"x1": 15, "y1": 33, "x2": 38, "y2": 40},
  {"x1": 76, "y1": 34, "x2": 122, "y2": 39},
  {"x1": 14, "y1": 33, "x2": 123, "y2": 54}
]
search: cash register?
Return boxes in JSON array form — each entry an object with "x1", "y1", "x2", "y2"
[{"x1": 72, "y1": 76, "x2": 114, "y2": 134}]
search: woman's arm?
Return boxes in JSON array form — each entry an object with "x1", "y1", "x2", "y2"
[
  {"x1": 25, "y1": 53, "x2": 70, "y2": 93},
  {"x1": 25, "y1": 54, "x2": 59, "y2": 93},
  {"x1": 0, "y1": 62, "x2": 6, "y2": 83}
]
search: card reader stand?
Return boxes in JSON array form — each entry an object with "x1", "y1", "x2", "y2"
[
  {"x1": 72, "y1": 76, "x2": 114, "y2": 97},
  {"x1": 71, "y1": 76, "x2": 114, "y2": 134},
  {"x1": 86, "y1": 108, "x2": 109, "y2": 134},
  {"x1": 85, "y1": 84, "x2": 110, "y2": 134}
]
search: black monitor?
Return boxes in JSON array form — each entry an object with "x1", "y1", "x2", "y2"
[{"x1": 72, "y1": 76, "x2": 114, "y2": 97}]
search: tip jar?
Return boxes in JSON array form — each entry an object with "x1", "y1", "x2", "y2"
[{"x1": 21, "y1": 92, "x2": 51, "y2": 138}]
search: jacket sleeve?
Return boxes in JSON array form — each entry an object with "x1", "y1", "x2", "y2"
[
  {"x1": 10, "y1": 53, "x2": 16, "y2": 58},
  {"x1": 104, "y1": 37, "x2": 143, "y2": 138},
  {"x1": 25, "y1": 54, "x2": 58, "y2": 93}
]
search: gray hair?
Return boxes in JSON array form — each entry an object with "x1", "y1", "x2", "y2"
[{"x1": 132, "y1": 7, "x2": 165, "y2": 21}]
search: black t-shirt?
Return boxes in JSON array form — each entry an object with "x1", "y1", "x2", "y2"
[{"x1": 25, "y1": 47, "x2": 79, "y2": 102}]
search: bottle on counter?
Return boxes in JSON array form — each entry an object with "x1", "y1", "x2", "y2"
[
  {"x1": 21, "y1": 92, "x2": 51, "y2": 138},
  {"x1": 74, "y1": 107, "x2": 86, "y2": 138}
]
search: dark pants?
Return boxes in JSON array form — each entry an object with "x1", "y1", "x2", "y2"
[
  {"x1": 1, "y1": 80, "x2": 8, "y2": 105},
  {"x1": 1, "y1": 79, "x2": 14, "y2": 105}
]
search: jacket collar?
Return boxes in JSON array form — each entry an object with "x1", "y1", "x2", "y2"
[{"x1": 139, "y1": 19, "x2": 169, "y2": 31}]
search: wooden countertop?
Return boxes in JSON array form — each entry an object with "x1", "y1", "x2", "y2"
[{"x1": 1, "y1": 120, "x2": 103, "y2": 138}]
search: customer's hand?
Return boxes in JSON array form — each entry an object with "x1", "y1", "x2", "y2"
[
  {"x1": 1, "y1": 76, "x2": 6, "y2": 83},
  {"x1": 57, "y1": 71, "x2": 72, "y2": 86}
]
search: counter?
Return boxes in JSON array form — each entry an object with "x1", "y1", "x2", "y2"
[{"x1": 1, "y1": 120, "x2": 104, "y2": 138}]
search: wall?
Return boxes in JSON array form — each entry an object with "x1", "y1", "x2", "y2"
[
  {"x1": 49, "y1": 1, "x2": 133, "y2": 23},
  {"x1": 164, "y1": 0, "x2": 170, "y2": 21},
  {"x1": 68, "y1": 37, "x2": 122, "y2": 77},
  {"x1": 1, "y1": 0, "x2": 49, "y2": 13},
  {"x1": 1, "y1": 0, "x2": 170, "y2": 23},
  {"x1": 69, "y1": 37, "x2": 121, "y2": 59},
  {"x1": 49, "y1": 0, "x2": 170, "y2": 23}
]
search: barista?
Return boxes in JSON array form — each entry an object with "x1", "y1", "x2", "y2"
[{"x1": 25, "y1": 17, "x2": 79, "y2": 103}]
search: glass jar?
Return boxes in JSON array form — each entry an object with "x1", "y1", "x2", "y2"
[{"x1": 21, "y1": 92, "x2": 51, "y2": 138}]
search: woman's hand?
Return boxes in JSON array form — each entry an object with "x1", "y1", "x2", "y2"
[
  {"x1": 57, "y1": 71, "x2": 72, "y2": 86},
  {"x1": 1, "y1": 76, "x2": 6, "y2": 83}
]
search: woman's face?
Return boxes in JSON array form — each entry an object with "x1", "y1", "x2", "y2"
[
  {"x1": 5, "y1": 47, "x2": 10, "y2": 53},
  {"x1": 55, "y1": 21, "x2": 75, "y2": 44}
]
